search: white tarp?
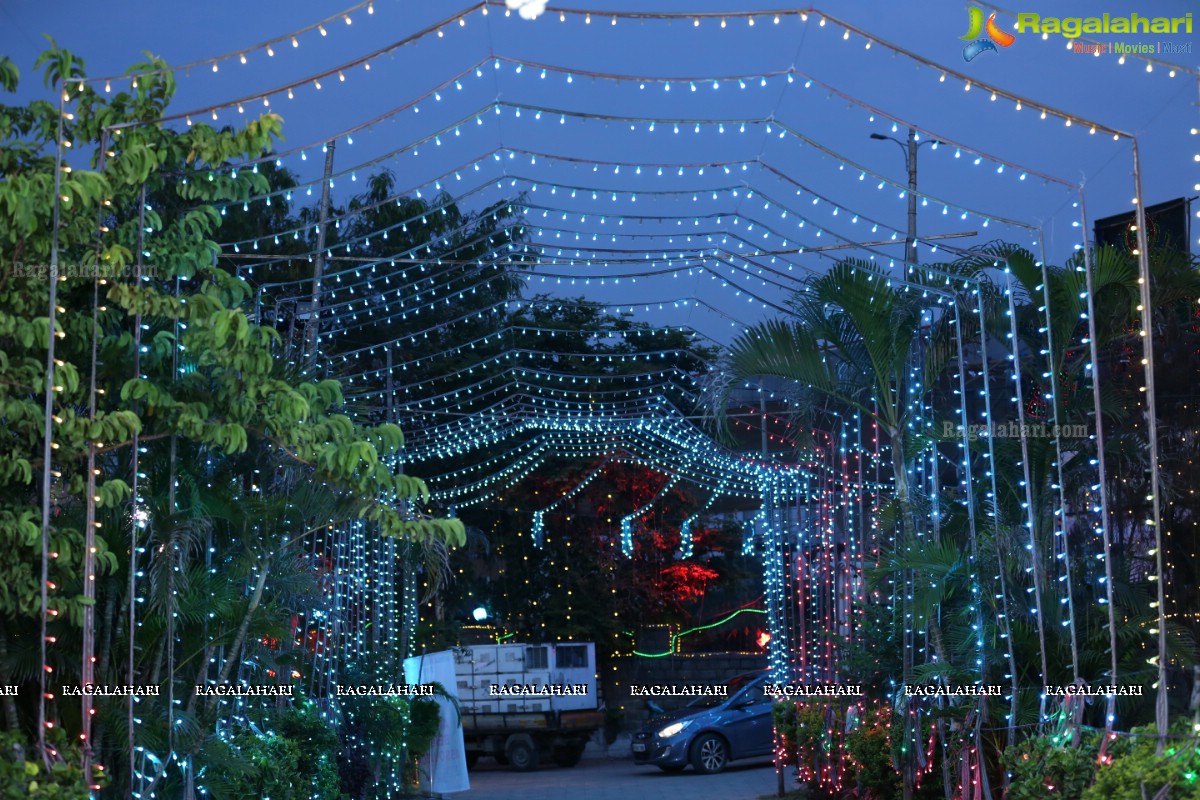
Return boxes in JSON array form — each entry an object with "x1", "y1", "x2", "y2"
[{"x1": 404, "y1": 650, "x2": 470, "y2": 794}]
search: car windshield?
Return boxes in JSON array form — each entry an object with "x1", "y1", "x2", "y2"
[{"x1": 686, "y1": 672, "x2": 762, "y2": 708}]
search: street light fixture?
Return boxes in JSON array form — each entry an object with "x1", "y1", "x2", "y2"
[{"x1": 869, "y1": 129, "x2": 945, "y2": 268}]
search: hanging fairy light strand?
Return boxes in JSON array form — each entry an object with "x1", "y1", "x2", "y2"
[{"x1": 81, "y1": 0, "x2": 388, "y2": 86}]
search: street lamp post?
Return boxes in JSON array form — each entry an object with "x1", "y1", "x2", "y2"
[
  {"x1": 868, "y1": 126, "x2": 944, "y2": 800},
  {"x1": 870, "y1": 128, "x2": 943, "y2": 269}
]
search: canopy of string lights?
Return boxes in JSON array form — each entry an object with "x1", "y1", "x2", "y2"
[{"x1": 1, "y1": 1, "x2": 1198, "y2": 798}]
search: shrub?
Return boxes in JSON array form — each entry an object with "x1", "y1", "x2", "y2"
[
  {"x1": 1002, "y1": 732, "x2": 1099, "y2": 800},
  {"x1": 1082, "y1": 721, "x2": 1200, "y2": 800},
  {"x1": 0, "y1": 732, "x2": 104, "y2": 799}
]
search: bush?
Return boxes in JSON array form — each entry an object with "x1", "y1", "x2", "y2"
[
  {"x1": 277, "y1": 702, "x2": 343, "y2": 799},
  {"x1": 1082, "y1": 721, "x2": 1200, "y2": 800},
  {"x1": 0, "y1": 732, "x2": 103, "y2": 799},
  {"x1": 844, "y1": 706, "x2": 901, "y2": 799},
  {"x1": 1002, "y1": 732, "x2": 1099, "y2": 800}
]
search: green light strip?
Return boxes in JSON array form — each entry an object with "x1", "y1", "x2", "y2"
[{"x1": 628, "y1": 608, "x2": 767, "y2": 657}]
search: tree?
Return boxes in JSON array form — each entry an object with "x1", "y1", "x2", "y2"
[
  {"x1": 715, "y1": 259, "x2": 960, "y2": 800},
  {"x1": 0, "y1": 45, "x2": 463, "y2": 796}
]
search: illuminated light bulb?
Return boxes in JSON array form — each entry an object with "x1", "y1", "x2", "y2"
[
  {"x1": 1118, "y1": 55, "x2": 1126, "y2": 64},
  {"x1": 239, "y1": 53, "x2": 247, "y2": 64},
  {"x1": 720, "y1": 17, "x2": 726, "y2": 27},
  {"x1": 339, "y1": 71, "x2": 345, "y2": 81},
  {"x1": 343, "y1": 14, "x2": 352, "y2": 24},
  {"x1": 267, "y1": 45, "x2": 274, "y2": 56},
  {"x1": 693, "y1": 17, "x2": 699, "y2": 26},
  {"x1": 1145, "y1": 62, "x2": 1152, "y2": 72},
  {"x1": 314, "y1": 79, "x2": 322, "y2": 89},
  {"x1": 368, "y1": 2, "x2": 373, "y2": 13},
  {"x1": 748, "y1": 16, "x2": 755, "y2": 26},
  {"x1": 1040, "y1": 110, "x2": 1047, "y2": 119},
  {"x1": 212, "y1": 62, "x2": 218, "y2": 72},
  {"x1": 939, "y1": 73, "x2": 946, "y2": 82},
  {"x1": 319, "y1": 25, "x2": 327, "y2": 36},
  {"x1": 291, "y1": 36, "x2": 298, "y2": 47}
]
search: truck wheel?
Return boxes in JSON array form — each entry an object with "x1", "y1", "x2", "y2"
[
  {"x1": 690, "y1": 734, "x2": 728, "y2": 774},
  {"x1": 505, "y1": 735, "x2": 538, "y2": 771},
  {"x1": 552, "y1": 743, "x2": 585, "y2": 767}
]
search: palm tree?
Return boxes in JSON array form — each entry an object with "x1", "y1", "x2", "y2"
[{"x1": 715, "y1": 259, "x2": 959, "y2": 800}]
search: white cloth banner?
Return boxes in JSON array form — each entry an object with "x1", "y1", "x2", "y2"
[{"x1": 404, "y1": 650, "x2": 470, "y2": 794}]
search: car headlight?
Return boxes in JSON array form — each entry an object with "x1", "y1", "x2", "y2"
[{"x1": 657, "y1": 720, "x2": 692, "y2": 739}]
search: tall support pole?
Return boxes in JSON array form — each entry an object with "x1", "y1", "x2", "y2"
[
  {"x1": 1078, "y1": 191, "x2": 1120, "y2": 735},
  {"x1": 760, "y1": 392, "x2": 769, "y2": 459},
  {"x1": 953, "y1": 297, "x2": 992, "y2": 800},
  {"x1": 81, "y1": 132, "x2": 108, "y2": 787},
  {"x1": 304, "y1": 141, "x2": 336, "y2": 358},
  {"x1": 39, "y1": 78, "x2": 67, "y2": 768},
  {"x1": 128, "y1": 184, "x2": 147, "y2": 795},
  {"x1": 976, "y1": 287, "x2": 1018, "y2": 785},
  {"x1": 1004, "y1": 269, "x2": 1050, "y2": 727},
  {"x1": 1130, "y1": 142, "x2": 1168, "y2": 753},
  {"x1": 1035, "y1": 234, "x2": 1081, "y2": 695},
  {"x1": 906, "y1": 128, "x2": 919, "y2": 269}
]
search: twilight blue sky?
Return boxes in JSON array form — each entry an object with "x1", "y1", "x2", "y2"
[{"x1": 2, "y1": 0, "x2": 1195, "y2": 340}]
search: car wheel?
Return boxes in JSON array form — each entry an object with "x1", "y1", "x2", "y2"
[
  {"x1": 690, "y1": 734, "x2": 728, "y2": 774},
  {"x1": 657, "y1": 764, "x2": 686, "y2": 773},
  {"x1": 505, "y1": 736, "x2": 538, "y2": 771}
]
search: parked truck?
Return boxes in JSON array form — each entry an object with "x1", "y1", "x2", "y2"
[{"x1": 452, "y1": 641, "x2": 603, "y2": 771}]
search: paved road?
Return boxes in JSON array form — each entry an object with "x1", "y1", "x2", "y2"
[{"x1": 455, "y1": 747, "x2": 778, "y2": 800}]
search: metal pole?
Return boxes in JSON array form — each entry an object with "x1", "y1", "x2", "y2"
[
  {"x1": 304, "y1": 141, "x2": 336, "y2": 358},
  {"x1": 906, "y1": 128, "x2": 918, "y2": 269},
  {"x1": 128, "y1": 184, "x2": 147, "y2": 794},
  {"x1": 39, "y1": 78, "x2": 67, "y2": 768},
  {"x1": 81, "y1": 132, "x2": 108, "y2": 787},
  {"x1": 1130, "y1": 141, "x2": 1168, "y2": 754},
  {"x1": 759, "y1": 392, "x2": 768, "y2": 459},
  {"x1": 1078, "y1": 190, "x2": 1119, "y2": 735}
]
